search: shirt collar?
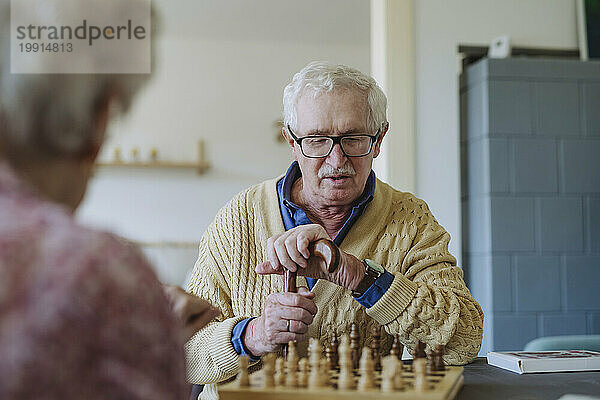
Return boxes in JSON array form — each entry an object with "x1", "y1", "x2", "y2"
[{"x1": 281, "y1": 161, "x2": 376, "y2": 212}]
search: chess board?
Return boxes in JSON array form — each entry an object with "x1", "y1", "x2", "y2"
[{"x1": 219, "y1": 364, "x2": 464, "y2": 400}]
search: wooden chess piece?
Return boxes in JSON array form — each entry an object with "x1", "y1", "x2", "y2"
[
  {"x1": 370, "y1": 325, "x2": 381, "y2": 370},
  {"x1": 262, "y1": 353, "x2": 276, "y2": 388},
  {"x1": 308, "y1": 338, "x2": 321, "y2": 364},
  {"x1": 413, "y1": 358, "x2": 428, "y2": 392},
  {"x1": 357, "y1": 347, "x2": 375, "y2": 391},
  {"x1": 298, "y1": 358, "x2": 309, "y2": 388},
  {"x1": 236, "y1": 356, "x2": 250, "y2": 387},
  {"x1": 350, "y1": 323, "x2": 360, "y2": 370},
  {"x1": 308, "y1": 338, "x2": 323, "y2": 389},
  {"x1": 338, "y1": 335, "x2": 355, "y2": 390},
  {"x1": 426, "y1": 348, "x2": 435, "y2": 373},
  {"x1": 434, "y1": 345, "x2": 445, "y2": 371},
  {"x1": 320, "y1": 358, "x2": 331, "y2": 387},
  {"x1": 286, "y1": 341, "x2": 298, "y2": 387},
  {"x1": 275, "y1": 357, "x2": 285, "y2": 386},
  {"x1": 393, "y1": 357, "x2": 404, "y2": 390},
  {"x1": 413, "y1": 340, "x2": 426, "y2": 359},
  {"x1": 381, "y1": 355, "x2": 400, "y2": 393},
  {"x1": 390, "y1": 334, "x2": 404, "y2": 360},
  {"x1": 330, "y1": 331, "x2": 339, "y2": 369},
  {"x1": 325, "y1": 340, "x2": 335, "y2": 369}
]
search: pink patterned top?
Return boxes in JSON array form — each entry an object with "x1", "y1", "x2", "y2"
[{"x1": 0, "y1": 163, "x2": 187, "y2": 399}]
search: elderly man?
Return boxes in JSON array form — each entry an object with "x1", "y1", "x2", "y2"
[
  {"x1": 0, "y1": 1, "x2": 218, "y2": 399},
  {"x1": 186, "y1": 61, "x2": 483, "y2": 398}
]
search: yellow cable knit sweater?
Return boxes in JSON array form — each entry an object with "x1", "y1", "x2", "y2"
[{"x1": 186, "y1": 177, "x2": 483, "y2": 398}]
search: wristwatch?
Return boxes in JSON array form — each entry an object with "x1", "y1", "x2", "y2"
[{"x1": 351, "y1": 258, "x2": 385, "y2": 297}]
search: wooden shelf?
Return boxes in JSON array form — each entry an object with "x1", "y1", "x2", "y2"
[
  {"x1": 96, "y1": 161, "x2": 210, "y2": 174},
  {"x1": 95, "y1": 140, "x2": 210, "y2": 175}
]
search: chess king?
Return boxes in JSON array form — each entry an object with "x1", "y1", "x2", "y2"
[{"x1": 186, "y1": 61, "x2": 484, "y2": 399}]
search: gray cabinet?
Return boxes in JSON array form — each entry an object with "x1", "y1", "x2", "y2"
[{"x1": 460, "y1": 58, "x2": 600, "y2": 353}]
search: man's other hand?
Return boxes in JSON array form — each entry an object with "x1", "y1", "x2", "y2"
[{"x1": 242, "y1": 287, "x2": 317, "y2": 356}]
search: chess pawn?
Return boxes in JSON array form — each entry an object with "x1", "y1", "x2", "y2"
[
  {"x1": 357, "y1": 347, "x2": 375, "y2": 391},
  {"x1": 370, "y1": 325, "x2": 381, "y2": 370},
  {"x1": 325, "y1": 341, "x2": 335, "y2": 368},
  {"x1": 262, "y1": 353, "x2": 276, "y2": 388},
  {"x1": 275, "y1": 357, "x2": 285, "y2": 386},
  {"x1": 337, "y1": 335, "x2": 355, "y2": 391},
  {"x1": 426, "y1": 349, "x2": 435, "y2": 373},
  {"x1": 413, "y1": 358, "x2": 428, "y2": 392},
  {"x1": 434, "y1": 345, "x2": 445, "y2": 371},
  {"x1": 381, "y1": 356, "x2": 399, "y2": 393},
  {"x1": 393, "y1": 359, "x2": 404, "y2": 390},
  {"x1": 413, "y1": 340, "x2": 426, "y2": 359},
  {"x1": 382, "y1": 355, "x2": 404, "y2": 391},
  {"x1": 319, "y1": 358, "x2": 331, "y2": 387},
  {"x1": 350, "y1": 323, "x2": 360, "y2": 369},
  {"x1": 298, "y1": 358, "x2": 309, "y2": 388},
  {"x1": 308, "y1": 337, "x2": 322, "y2": 365},
  {"x1": 390, "y1": 334, "x2": 404, "y2": 360},
  {"x1": 236, "y1": 356, "x2": 250, "y2": 387},
  {"x1": 329, "y1": 331, "x2": 339, "y2": 369}
]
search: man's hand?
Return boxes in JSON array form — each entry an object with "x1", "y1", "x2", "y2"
[
  {"x1": 163, "y1": 285, "x2": 221, "y2": 341},
  {"x1": 243, "y1": 287, "x2": 317, "y2": 356},
  {"x1": 255, "y1": 224, "x2": 365, "y2": 291}
]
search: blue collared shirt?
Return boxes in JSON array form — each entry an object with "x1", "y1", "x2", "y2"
[{"x1": 231, "y1": 162, "x2": 394, "y2": 359}]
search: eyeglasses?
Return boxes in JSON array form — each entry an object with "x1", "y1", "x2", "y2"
[{"x1": 286, "y1": 125, "x2": 380, "y2": 158}]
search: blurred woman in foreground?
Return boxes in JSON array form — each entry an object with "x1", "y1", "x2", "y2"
[{"x1": 0, "y1": 1, "x2": 218, "y2": 398}]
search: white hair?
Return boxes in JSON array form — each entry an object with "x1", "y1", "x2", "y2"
[
  {"x1": 0, "y1": 0, "x2": 153, "y2": 159},
  {"x1": 283, "y1": 61, "x2": 388, "y2": 134}
]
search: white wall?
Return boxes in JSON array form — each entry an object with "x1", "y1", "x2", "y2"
[
  {"x1": 76, "y1": 0, "x2": 371, "y2": 284},
  {"x1": 413, "y1": 0, "x2": 578, "y2": 264},
  {"x1": 370, "y1": 0, "x2": 416, "y2": 193}
]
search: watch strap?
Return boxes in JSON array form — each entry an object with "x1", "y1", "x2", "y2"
[{"x1": 351, "y1": 259, "x2": 382, "y2": 297}]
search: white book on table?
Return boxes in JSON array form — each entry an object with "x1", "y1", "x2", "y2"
[{"x1": 486, "y1": 350, "x2": 600, "y2": 374}]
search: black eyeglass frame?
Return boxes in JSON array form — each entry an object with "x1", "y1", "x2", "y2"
[{"x1": 286, "y1": 124, "x2": 381, "y2": 158}]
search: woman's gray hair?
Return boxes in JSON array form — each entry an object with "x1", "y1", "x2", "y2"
[
  {"x1": 0, "y1": 0, "x2": 152, "y2": 159},
  {"x1": 283, "y1": 61, "x2": 388, "y2": 134}
]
